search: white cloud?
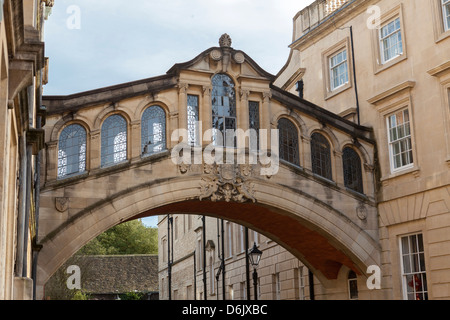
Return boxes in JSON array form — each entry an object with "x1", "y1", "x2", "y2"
[{"x1": 44, "y1": 0, "x2": 312, "y2": 95}]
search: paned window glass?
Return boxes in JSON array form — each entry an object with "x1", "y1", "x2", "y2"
[
  {"x1": 101, "y1": 114, "x2": 127, "y2": 167},
  {"x1": 342, "y1": 147, "x2": 364, "y2": 194},
  {"x1": 212, "y1": 74, "x2": 236, "y2": 147},
  {"x1": 443, "y1": 0, "x2": 450, "y2": 30},
  {"x1": 380, "y1": 17, "x2": 403, "y2": 63},
  {"x1": 400, "y1": 234, "x2": 428, "y2": 300},
  {"x1": 311, "y1": 133, "x2": 332, "y2": 180},
  {"x1": 249, "y1": 101, "x2": 260, "y2": 151},
  {"x1": 278, "y1": 118, "x2": 299, "y2": 166},
  {"x1": 187, "y1": 95, "x2": 200, "y2": 146},
  {"x1": 58, "y1": 124, "x2": 87, "y2": 178},
  {"x1": 142, "y1": 106, "x2": 166, "y2": 155},
  {"x1": 387, "y1": 109, "x2": 413, "y2": 171},
  {"x1": 330, "y1": 49, "x2": 349, "y2": 90}
]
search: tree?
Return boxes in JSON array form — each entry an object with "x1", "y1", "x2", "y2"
[{"x1": 77, "y1": 219, "x2": 158, "y2": 256}]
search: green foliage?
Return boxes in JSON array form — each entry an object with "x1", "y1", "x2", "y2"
[
  {"x1": 71, "y1": 290, "x2": 90, "y2": 300},
  {"x1": 119, "y1": 291, "x2": 144, "y2": 300},
  {"x1": 77, "y1": 219, "x2": 158, "y2": 256}
]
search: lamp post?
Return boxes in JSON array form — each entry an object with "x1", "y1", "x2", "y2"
[{"x1": 248, "y1": 242, "x2": 262, "y2": 300}]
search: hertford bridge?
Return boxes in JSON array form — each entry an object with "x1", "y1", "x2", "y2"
[{"x1": 37, "y1": 35, "x2": 381, "y2": 299}]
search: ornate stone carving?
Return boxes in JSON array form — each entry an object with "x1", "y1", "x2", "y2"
[
  {"x1": 219, "y1": 33, "x2": 232, "y2": 48},
  {"x1": 210, "y1": 49, "x2": 223, "y2": 61},
  {"x1": 233, "y1": 51, "x2": 245, "y2": 64},
  {"x1": 356, "y1": 203, "x2": 368, "y2": 220},
  {"x1": 55, "y1": 197, "x2": 69, "y2": 213},
  {"x1": 200, "y1": 164, "x2": 256, "y2": 203}
]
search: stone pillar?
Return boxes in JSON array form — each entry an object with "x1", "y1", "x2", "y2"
[
  {"x1": 89, "y1": 129, "x2": 101, "y2": 170},
  {"x1": 130, "y1": 120, "x2": 141, "y2": 162},
  {"x1": 202, "y1": 85, "x2": 213, "y2": 148},
  {"x1": 178, "y1": 82, "x2": 189, "y2": 143},
  {"x1": 45, "y1": 141, "x2": 58, "y2": 180},
  {"x1": 262, "y1": 91, "x2": 272, "y2": 151}
]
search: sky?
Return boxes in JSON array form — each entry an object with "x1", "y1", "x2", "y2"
[{"x1": 43, "y1": 0, "x2": 312, "y2": 227}]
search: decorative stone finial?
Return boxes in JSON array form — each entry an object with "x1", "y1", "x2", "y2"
[{"x1": 219, "y1": 34, "x2": 232, "y2": 48}]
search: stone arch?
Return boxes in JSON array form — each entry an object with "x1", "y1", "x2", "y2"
[
  {"x1": 36, "y1": 176, "x2": 380, "y2": 298},
  {"x1": 50, "y1": 115, "x2": 93, "y2": 143},
  {"x1": 271, "y1": 110, "x2": 308, "y2": 136},
  {"x1": 93, "y1": 104, "x2": 133, "y2": 131},
  {"x1": 339, "y1": 139, "x2": 373, "y2": 168},
  {"x1": 134, "y1": 98, "x2": 172, "y2": 121}
]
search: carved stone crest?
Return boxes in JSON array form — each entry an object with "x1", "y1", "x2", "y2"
[
  {"x1": 356, "y1": 203, "x2": 368, "y2": 220},
  {"x1": 199, "y1": 164, "x2": 256, "y2": 203},
  {"x1": 55, "y1": 197, "x2": 69, "y2": 213}
]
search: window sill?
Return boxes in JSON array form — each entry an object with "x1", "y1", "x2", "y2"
[
  {"x1": 325, "y1": 82, "x2": 352, "y2": 101},
  {"x1": 374, "y1": 53, "x2": 407, "y2": 75},
  {"x1": 435, "y1": 29, "x2": 450, "y2": 44},
  {"x1": 381, "y1": 165, "x2": 420, "y2": 183}
]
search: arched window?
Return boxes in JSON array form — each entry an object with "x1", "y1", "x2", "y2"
[
  {"x1": 211, "y1": 74, "x2": 236, "y2": 147},
  {"x1": 342, "y1": 147, "x2": 364, "y2": 194},
  {"x1": 101, "y1": 114, "x2": 127, "y2": 167},
  {"x1": 311, "y1": 133, "x2": 332, "y2": 180},
  {"x1": 348, "y1": 270, "x2": 358, "y2": 300},
  {"x1": 278, "y1": 118, "x2": 300, "y2": 166},
  {"x1": 58, "y1": 124, "x2": 87, "y2": 178},
  {"x1": 141, "y1": 106, "x2": 166, "y2": 156}
]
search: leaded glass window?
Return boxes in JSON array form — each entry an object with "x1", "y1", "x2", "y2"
[
  {"x1": 278, "y1": 118, "x2": 299, "y2": 166},
  {"x1": 348, "y1": 271, "x2": 359, "y2": 300},
  {"x1": 58, "y1": 124, "x2": 86, "y2": 178},
  {"x1": 187, "y1": 95, "x2": 200, "y2": 146},
  {"x1": 101, "y1": 114, "x2": 127, "y2": 167},
  {"x1": 212, "y1": 74, "x2": 236, "y2": 147},
  {"x1": 311, "y1": 133, "x2": 332, "y2": 180},
  {"x1": 342, "y1": 147, "x2": 364, "y2": 194},
  {"x1": 249, "y1": 101, "x2": 260, "y2": 151},
  {"x1": 141, "y1": 106, "x2": 166, "y2": 156}
]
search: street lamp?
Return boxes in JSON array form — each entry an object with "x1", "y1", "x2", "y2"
[{"x1": 248, "y1": 242, "x2": 262, "y2": 300}]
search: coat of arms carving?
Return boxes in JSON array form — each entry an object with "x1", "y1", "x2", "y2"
[{"x1": 199, "y1": 164, "x2": 256, "y2": 203}]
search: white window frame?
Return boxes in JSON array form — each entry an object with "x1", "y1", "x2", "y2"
[
  {"x1": 443, "y1": 0, "x2": 450, "y2": 31},
  {"x1": 399, "y1": 233, "x2": 428, "y2": 300},
  {"x1": 379, "y1": 17, "x2": 404, "y2": 64},
  {"x1": 329, "y1": 49, "x2": 349, "y2": 91},
  {"x1": 387, "y1": 108, "x2": 414, "y2": 172}
]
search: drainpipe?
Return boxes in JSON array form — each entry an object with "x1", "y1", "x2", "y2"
[
  {"x1": 167, "y1": 214, "x2": 172, "y2": 300},
  {"x1": 309, "y1": 270, "x2": 315, "y2": 300},
  {"x1": 15, "y1": 135, "x2": 27, "y2": 277},
  {"x1": 202, "y1": 216, "x2": 207, "y2": 300},
  {"x1": 221, "y1": 219, "x2": 225, "y2": 300},
  {"x1": 245, "y1": 227, "x2": 250, "y2": 300},
  {"x1": 349, "y1": 26, "x2": 361, "y2": 125},
  {"x1": 23, "y1": 142, "x2": 33, "y2": 277}
]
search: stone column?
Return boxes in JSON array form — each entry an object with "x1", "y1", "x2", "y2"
[
  {"x1": 89, "y1": 129, "x2": 101, "y2": 170},
  {"x1": 130, "y1": 120, "x2": 141, "y2": 162},
  {"x1": 262, "y1": 91, "x2": 272, "y2": 151},
  {"x1": 202, "y1": 85, "x2": 213, "y2": 148},
  {"x1": 45, "y1": 141, "x2": 58, "y2": 180},
  {"x1": 178, "y1": 82, "x2": 189, "y2": 142}
]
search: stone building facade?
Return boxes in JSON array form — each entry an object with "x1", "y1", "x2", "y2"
[
  {"x1": 276, "y1": 0, "x2": 450, "y2": 300},
  {"x1": 0, "y1": 0, "x2": 53, "y2": 300},
  {"x1": 159, "y1": 0, "x2": 450, "y2": 301}
]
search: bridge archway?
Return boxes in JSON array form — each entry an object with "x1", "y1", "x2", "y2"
[{"x1": 37, "y1": 162, "x2": 380, "y2": 298}]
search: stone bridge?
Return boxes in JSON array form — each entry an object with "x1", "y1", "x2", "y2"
[{"x1": 37, "y1": 36, "x2": 380, "y2": 299}]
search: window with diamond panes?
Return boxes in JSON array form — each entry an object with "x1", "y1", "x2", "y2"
[
  {"x1": 101, "y1": 114, "x2": 127, "y2": 167},
  {"x1": 249, "y1": 101, "x2": 260, "y2": 151},
  {"x1": 211, "y1": 74, "x2": 236, "y2": 147},
  {"x1": 311, "y1": 133, "x2": 332, "y2": 180},
  {"x1": 141, "y1": 106, "x2": 166, "y2": 156},
  {"x1": 400, "y1": 233, "x2": 428, "y2": 300},
  {"x1": 342, "y1": 147, "x2": 364, "y2": 194},
  {"x1": 278, "y1": 118, "x2": 299, "y2": 166},
  {"x1": 187, "y1": 95, "x2": 200, "y2": 146},
  {"x1": 58, "y1": 124, "x2": 87, "y2": 179}
]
